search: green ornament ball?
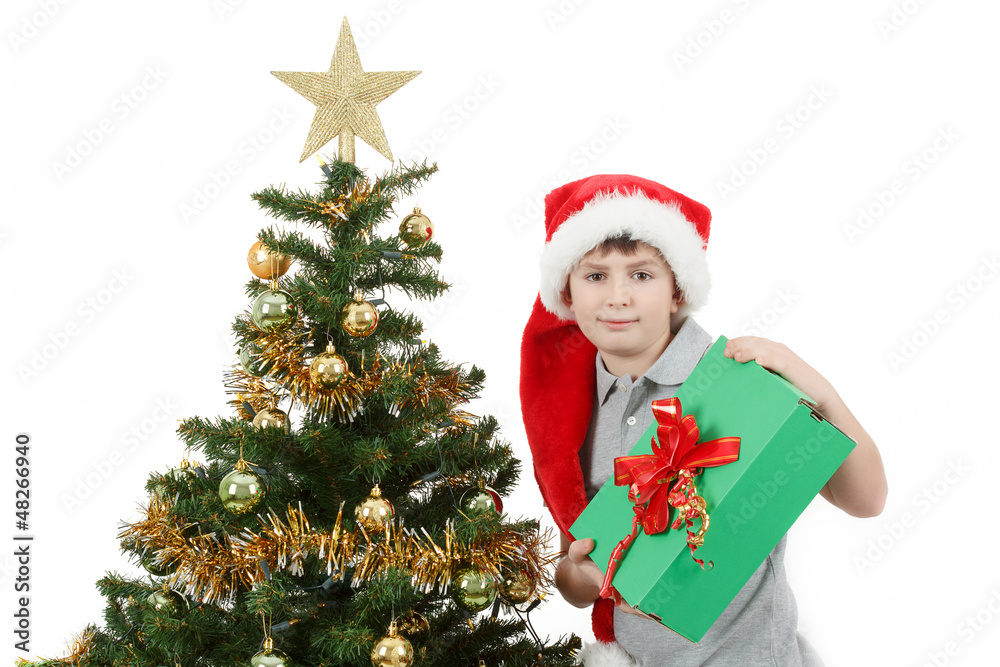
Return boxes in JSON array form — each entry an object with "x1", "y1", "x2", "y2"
[
  {"x1": 251, "y1": 288, "x2": 297, "y2": 331},
  {"x1": 140, "y1": 552, "x2": 173, "y2": 577},
  {"x1": 450, "y1": 565, "x2": 497, "y2": 614},
  {"x1": 145, "y1": 588, "x2": 187, "y2": 616},
  {"x1": 219, "y1": 467, "x2": 265, "y2": 515},
  {"x1": 459, "y1": 484, "x2": 503, "y2": 515},
  {"x1": 152, "y1": 462, "x2": 199, "y2": 501},
  {"x1": 239, "y1": 342, "x2": 268, "y2": 376},
  {"x1": 251, "y1": 644, "x2": 293, "y2": 667}
]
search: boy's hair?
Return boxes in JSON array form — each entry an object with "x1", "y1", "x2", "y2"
[{"x1": 590, "y1": 233, "x2": 642, "y2": 258}]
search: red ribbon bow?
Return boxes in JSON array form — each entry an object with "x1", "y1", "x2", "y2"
[{"x1": 599, "y1": 397, "x2": 740, "y2": 606}]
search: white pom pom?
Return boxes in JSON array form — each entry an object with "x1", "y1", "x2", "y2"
[{"x1": 575, "y1": 640, "x2": 636, "y2": 667}]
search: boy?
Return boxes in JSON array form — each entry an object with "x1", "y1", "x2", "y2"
[{"x1": 519, "y1": 174, "x2": 887, "y2": 666}]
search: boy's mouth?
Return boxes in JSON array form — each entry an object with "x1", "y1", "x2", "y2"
[{"x1": 600, "y1": 319, "x2": 637, "y2": 330}]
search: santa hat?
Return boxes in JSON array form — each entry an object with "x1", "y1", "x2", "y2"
[
  {"x1": 539, "y1": 174, "x2": 712, "y2": 321},
  {"x1": 520, "y1": 174, "x2": 711, "y2": 645}
]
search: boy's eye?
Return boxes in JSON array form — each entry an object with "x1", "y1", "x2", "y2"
[
  {"x1": 633, "y1": 271, "x2": 652, "y2": 281},
  {"x1": 585, "y1": 273, "x2": 605, "y2": 282}
]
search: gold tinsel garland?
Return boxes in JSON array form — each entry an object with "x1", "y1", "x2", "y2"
[
  {"x1": 119, "y1": 497, "x2": 554, "y2": 606},
  {"x1": 228, "y1": 317, "x2": 480, "y2": 422},
  {"x1": 16, "y1": 627, "x2": 96, "y2": 666},
  {"x1": 297, "y1": 177, "x2": 374, "y2": 228}
]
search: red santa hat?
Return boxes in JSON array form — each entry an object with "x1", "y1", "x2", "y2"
[{"x1": 520, "y1": 174, "x2": 711, "y2": 645}]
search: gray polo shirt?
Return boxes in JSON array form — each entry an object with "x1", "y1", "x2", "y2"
[{"x1": 579, "y1": 317, "x2": 823, "y2": 666}]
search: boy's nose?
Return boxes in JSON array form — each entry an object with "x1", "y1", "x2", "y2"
[{"x1": 607, "y1": 280, "x2": 631, "y2": 308}]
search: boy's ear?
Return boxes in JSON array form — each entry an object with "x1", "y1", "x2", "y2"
[{"x1": 560, "y1": 284, "x2": 573, "y2": 308}]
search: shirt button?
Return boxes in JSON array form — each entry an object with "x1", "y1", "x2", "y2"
[
  {"x1": 626, "y1": 416, "x2": 637, "y2": 426},
  {"x1": 618, "y1": 384, "x2": 627, "y2": 393}
]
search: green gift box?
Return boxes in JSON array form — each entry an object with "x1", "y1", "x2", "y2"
[{"x1": 570, "y1": 336, "x2": 855, "y2": 642}]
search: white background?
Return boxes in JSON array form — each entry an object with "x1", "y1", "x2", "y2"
[{"x1": 3, "y1": 0, "x2": 999, "y2": 664}]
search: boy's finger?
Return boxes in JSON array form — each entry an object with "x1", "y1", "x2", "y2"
[{"x1": 568, "y1": 538, "x2": 595, "y2": 560}]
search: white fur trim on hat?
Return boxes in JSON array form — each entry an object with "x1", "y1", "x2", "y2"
[
  {"x1": 539, "y1": 190, "x2": 710, "y2": 321},
  {"x1": 575, "y1": 641, "x2": 636, "y2": 667}
]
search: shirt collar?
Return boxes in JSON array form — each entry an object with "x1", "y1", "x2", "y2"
[{"x1": 594, "y1": 317, "x2": 713, "y2": 404}]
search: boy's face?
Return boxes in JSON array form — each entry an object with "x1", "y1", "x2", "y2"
[{"x1": 563, "y1": 242, "x2": 681, "y2": 377}]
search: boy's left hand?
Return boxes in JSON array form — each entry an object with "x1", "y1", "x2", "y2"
[
  {"x1": 723, "y1": 337, "x2": 835, "y2": 411},
  {"x1": 723, "y1": 336, "x2": 888, "y2": 518}
]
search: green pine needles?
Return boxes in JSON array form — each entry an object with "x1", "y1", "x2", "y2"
[{"x1": 24, "y1": 160, "x2": 580, "y2": 667}]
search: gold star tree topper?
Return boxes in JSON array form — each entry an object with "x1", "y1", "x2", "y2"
[{"x1": 272, "y1": 17, "x2": 420, "y2": 163}]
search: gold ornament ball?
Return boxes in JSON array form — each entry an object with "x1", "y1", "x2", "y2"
[
  {"x1": 460, "y1": 484, "x2": 503, "y2": 515},
  {"x1": 219, "y1": 468, "x2": 265, "y2": 515},
  {"x1": 251, "y1": 648, "x2": 293, "y2": 667},
  {"x1": 450, "y1": 566, "x2": 497, "y2": 614},
  {"x1": 340, "y1": 295, "x2": 379, "y2": 338},
  {"x1": 394, "y1": 610, "x2": 430, "y2": 644},
  {"x1": 398, "y1": 208, "x2": 434, "y2": 247},
  {"x1": 371, "y1": 629, "x2": 414, "y2": 667},
  {"x1": 498, "y1": 567, "x2": 535, "y2": 605},
  {"x1": 251, "y1": 288, "x2": 298, "y2": 331},
  {"x1": 355, "y1": 486, "x2": 394, "y2": 533},
  {"x1": 252, "y1": 406, "x2": 290, "y2": 432},
  {"x1": 247, "y1": 240, "x2": 291, "y2": 280},
  {"x1": 309, "y1": 346, "x2": 348, "y2": 389}
]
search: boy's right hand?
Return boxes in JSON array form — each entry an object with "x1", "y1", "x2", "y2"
[{"x1": 557, "y1": 537, "x2": 654, "y2": 620}]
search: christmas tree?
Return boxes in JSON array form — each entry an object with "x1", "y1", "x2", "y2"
[{"x1": 22, "y1": 18, "x2": 579, "y2": 667}]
